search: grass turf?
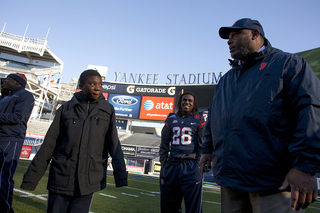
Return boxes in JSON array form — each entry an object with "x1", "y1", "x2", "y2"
[{"x1": 12, "y1": 159, "x2": 320, "y2": 213}]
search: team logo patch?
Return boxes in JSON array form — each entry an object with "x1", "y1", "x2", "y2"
[
  {"x1": 161, "y1": 179, "x2": 164, "y2": 185},
  {"x1": 260, "y1": 62, "x2": 267, "y2": 70},
  {"x1": 194, "y1": 114, "x2": 200, "y2": 120}
]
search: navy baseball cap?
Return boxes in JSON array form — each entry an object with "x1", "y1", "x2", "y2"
[{"x1": 219, "y1": 18, "x2": 265, "y2": 39}]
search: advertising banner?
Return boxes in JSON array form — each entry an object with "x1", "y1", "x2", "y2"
[
  {"x1": 102, "y1": 82, "x2": 176, "y2": 97},
  {"x1": 136, "y1": 146, "x2": 159, "y2": 159},
  {"x1": 152, "y1": 161, "x2": 161, "y2": 173},
  {"x1": 108, "y1": 93, "x2": 141, "y2": 119},
  {"x1": 139, "y1": 96, "x2": 174, "y2": 120},
  {"x1": 126, "y1": 85, "x2": 176, "y2": 97},
  {"x1": 24, "y1": 133, "x2": 45, "y2": 146},
  {"x1": 102, "y1": 83, "x2": 128, "y2": 94},
  {"x1": 122, "y1": 145, "x2": 136, "y2": 156},
  {"x1": 126, "y1": 165, "x2": 144, "y2": 174},
  {"x1": 102, "y1": 92, "x2": 108, "y2": 100},
  {"x1": 20, "y1": 145, "x2": 32, "y2": 158}
]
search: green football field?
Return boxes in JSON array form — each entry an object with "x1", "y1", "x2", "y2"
[{"x1": 12, "y1": 159, "x2": 320, "y2": 213}]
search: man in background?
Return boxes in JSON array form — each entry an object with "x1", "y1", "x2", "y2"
[
  {"x1": 160, "y1": 91, "x2": 207, "y2": 213},
  {"x1": 0, "y1": 73, "x2": 34, "y2": 213}
]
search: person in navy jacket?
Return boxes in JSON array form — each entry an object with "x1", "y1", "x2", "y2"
[
  {"x1": 0, "y1": 73, "x2": 34, "y2": 213},
  {"x1": 200, "y1": 18, "x2": 320, "y2": 213}
]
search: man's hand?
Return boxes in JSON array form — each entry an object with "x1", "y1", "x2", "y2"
[
  {"x1": 199, "y1": 153, "x2": 212, "y2": 178},
  {"x1": 279, "y1": 168, "x2": 318, "y2": 211}
]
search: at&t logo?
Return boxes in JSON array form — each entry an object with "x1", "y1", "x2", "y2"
[{"x1": 143, "y1": 100, "x2": 154, "y2": 110}]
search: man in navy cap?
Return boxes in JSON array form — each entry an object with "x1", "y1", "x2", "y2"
[
  {"x1": 0, "y1": 73, "x2": 34, "y2": 213},
  {"x1": 200, "y1": 18, "x2": 320, "y2": 212}
]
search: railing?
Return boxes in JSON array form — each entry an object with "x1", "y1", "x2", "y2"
[
  {"x1": 0, "y1": 31, "x2": 47, "y2": 56},
  {"x1": 0, "y1": 64, "x2": 62, "y2": 76},
  {"x1": 0, "y1": 31, "x2": 46, "y2": 45}
]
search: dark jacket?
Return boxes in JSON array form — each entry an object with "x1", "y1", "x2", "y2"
[
  {"x1": 21, "y1": 91, "x2": 128, "y2": 196},
  {"x1": 0, "y1": 86, "x2": 34, "y2": 143},
  {"x1": 202, "y1": 43, "x2": 320, "y2": 194}
]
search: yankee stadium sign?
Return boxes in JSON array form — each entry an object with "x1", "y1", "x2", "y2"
[{"x1": 113, "y1": 71, "x2": 223, "y2": 85}]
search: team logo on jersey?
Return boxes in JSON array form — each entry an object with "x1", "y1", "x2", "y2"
[
  {"x1": 194, "y1": 114, "x2": 200, "y2": 120},
  {"x1": 172, "y1": 120, "x2": 178, "y2": 123}
]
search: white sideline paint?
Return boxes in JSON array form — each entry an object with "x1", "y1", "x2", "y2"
[
  {"x1": 98, "y1": 193, "x2": 117, "y2": 198},
  {"x1": 121, "y1": 193, "x2": 139, "y2": 197},
  {"x1": 14, "y1": 188, "x2": 47, "y2": 201},
  {"x1": 202, "y1": 200, "x2": 221, "y2": 205},
  {"x1": 140, "y1": 192, "x2": 155, "y2": 196},
  {"x1": 14, "y1": 189, "x2": 95, "y2": 213},
  {"x1": 20, "y1": 194, "x2": 48, "y2": 197}
]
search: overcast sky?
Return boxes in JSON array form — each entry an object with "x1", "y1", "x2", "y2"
[{"x1": 1, "y1": 0, "x2": 319, "y2": 84}]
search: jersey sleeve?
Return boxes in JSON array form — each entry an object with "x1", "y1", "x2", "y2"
[{"x1": 198, "y1": 111, "x2": 208, "y2": 131}]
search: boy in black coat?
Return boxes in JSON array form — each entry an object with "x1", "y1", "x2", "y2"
[{"x1": 21, "y1": 70, "x2": 128, "y2": 213}]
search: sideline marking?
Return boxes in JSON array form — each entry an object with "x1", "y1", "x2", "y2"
[
  {"x1": 20, "y1": 194, "x2": 48, "y2": 197},
  {"x1": 14, "y1": 188, "x2": 47, "y2": 201},
  {"x1": 15, "y1": 188, "x2": 95, "y2": 213},
  {"x1": 122, "y1": 193, "x2": 139, "y2": 197},
  {"x1": 140, "y1": 192, "x2": 155, "y2": 196},
  {"x1": 203, "y1": 200, "x2": 221, "y2": 205},
  {"x1": 98, "y1": 193, "x2": 117, "y2": 198},
  {"x1": 122, "y1": 185, "x2": 160, "y2": 194}
]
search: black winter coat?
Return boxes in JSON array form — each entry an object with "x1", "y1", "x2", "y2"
[{"x1": 21, "y1": 92, "x2": 128, "y2": 196}]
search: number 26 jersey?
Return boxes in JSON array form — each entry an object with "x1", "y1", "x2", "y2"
[{"x1": 160, "y1": 111, "x2": 207, "y2": 163}]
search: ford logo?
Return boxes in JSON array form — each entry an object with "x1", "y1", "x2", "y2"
[{"x1": 112, "y1": 96, "x2": 138, "y2": 105}]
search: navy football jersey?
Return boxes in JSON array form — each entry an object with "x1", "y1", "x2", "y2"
[{"x1": 160, "y1": 111, "x2": 207, "y2": 164}]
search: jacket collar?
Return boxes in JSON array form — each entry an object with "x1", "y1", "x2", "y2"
[
  {"x1": 229, "y1": 38, "x2": 281, "y2": 71},
  {"x1": 8, "y1": 86, "x2": 24, "y2": 95},
  {"x1": 66, "y1": 92, "x2": 112, "y2": 114}
]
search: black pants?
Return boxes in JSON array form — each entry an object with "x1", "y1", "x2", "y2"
[
  {"x1": 160, "y1": 160, "x2": 203, "y2": 213},
  {"x1": 47, "y1": 191, "x2": 93, "y2": 213},
  {"x1": 0, "y1": 141, "x2": 23, "y2": 213}
]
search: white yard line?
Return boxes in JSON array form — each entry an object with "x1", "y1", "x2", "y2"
[
  {"x1": 14, "y1": 188, "x2": 47, "y2": 201},
  {"x1": 98, "y1": 193, "x2": 117, "y2": 198},
  {"x1": 139, "y1": 192, "x2": 155, "y2": 196},
  {"x1": 14, "y1": 189, "x2": 94, "y2": 213},
  {"x1": 121, "y1": 192, "x2": 139, "y2": 197}
]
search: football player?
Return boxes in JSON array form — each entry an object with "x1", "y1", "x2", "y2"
[{"x1": 160, "y1": 91, "x2": 207, "y2": 213}]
